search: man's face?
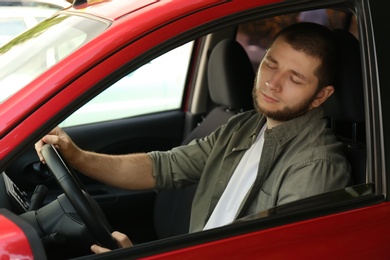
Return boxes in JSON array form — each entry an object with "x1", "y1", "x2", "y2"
[{"x1": 253, "y1": 37, "x2": 322, "y2": 124}]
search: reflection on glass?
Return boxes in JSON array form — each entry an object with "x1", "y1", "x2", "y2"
[{"x1": 0, "y1": 14, "x2": 109, "y2": 103}]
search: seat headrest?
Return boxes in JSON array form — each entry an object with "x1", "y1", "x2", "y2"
[
  {"x1": 207, "y1": 39, "x2": 255, "y2": 111},
  {"x1": 323, "y1": 29, "x2": 364, "y2": 123}
]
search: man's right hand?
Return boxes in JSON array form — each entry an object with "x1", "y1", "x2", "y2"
[
  {"x1": 35, "y1": 126, "x2": 156, "y2": 191},
  {"x1": 35, "y1": 126, "x2": 80, "y2": 165}
]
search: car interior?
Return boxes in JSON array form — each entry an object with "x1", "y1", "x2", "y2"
[{"x1": 0, "y1": 4, "x2": 372, "y2": 259}]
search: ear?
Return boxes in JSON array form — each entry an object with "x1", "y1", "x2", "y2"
[{"x1": 311, "y1": 85, "x2": 334, "y2": 108}]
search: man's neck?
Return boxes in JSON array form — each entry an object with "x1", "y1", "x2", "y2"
[
  {"x1": 266, "y1": 107, "x2": 318, "y2": 129},
  {"x1": 266, "y1": 118, "x2": 282, "y2": 129}
]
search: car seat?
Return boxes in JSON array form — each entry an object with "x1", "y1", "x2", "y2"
[
  {"x1": 181, "y1": 39, "x2": 256, "y2": 144},
  {"x1": 323, "y1": 29, "x2": 366, "y2": 185},
  {"x1": 153, "y1": 39, "x2": 255, "y2": 239}
]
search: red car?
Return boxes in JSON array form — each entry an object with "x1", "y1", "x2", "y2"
[{"x1": 0, "y1": 0, "x2": 389, "y2": 259}]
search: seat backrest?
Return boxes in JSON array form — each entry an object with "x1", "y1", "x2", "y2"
[
  {"x1": 154, "y1": 39, "x2": 255, "y2": 239},
  {"x1": 181, "y1": 39, "x2": 255, "y2": 144},
  {"x1": 323, "y1": 29, "x2": 366, "y2": 184}
]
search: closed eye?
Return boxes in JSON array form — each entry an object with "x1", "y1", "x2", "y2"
[
  {"x1": 264, "y1": 58, "x2": 277, "y2": 69},
  {"x1": 290, "y1": 70, "x2": 306, "y2": 85},
  {"x1": 290, "y1": 76, "x2": 304, "y2": 85}
]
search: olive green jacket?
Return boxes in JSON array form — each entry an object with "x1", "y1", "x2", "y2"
[{"x1": 149, "y1": 107, "x2": 351, "y2": 232}]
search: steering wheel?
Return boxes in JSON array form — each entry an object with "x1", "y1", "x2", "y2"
[{"x1": 41, "y1": 144, "x2": 118, "y2": 249}]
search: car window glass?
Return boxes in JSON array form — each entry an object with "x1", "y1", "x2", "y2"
[
  {"x1": 0, "y1": 14, "x2": 108, "y2": 103},
  {"x1": 0, "y1": 18, "x2": 27, "y2": 46},
  {"x1": 36, "y1": 16, "x2": 49, "y2": 22},
  {"x1": 59, "y1": 42, "x2": 194, "y2": 127}
]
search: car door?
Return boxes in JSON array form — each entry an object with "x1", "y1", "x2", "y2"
[
  {"x1": 82, "y1": 0, "x2": 390, "y2": 258},
  {"x1": 3, "y1": 0, "x2": 390, "y2": 258}
]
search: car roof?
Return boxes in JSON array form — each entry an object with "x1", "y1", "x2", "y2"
[{"x1": 63, "y1": 0, "x2": 161, "y2": 21}]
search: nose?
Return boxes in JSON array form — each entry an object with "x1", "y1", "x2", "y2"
[{"x1": 266, "y1": 76, "x2": 282, "y2": 92}]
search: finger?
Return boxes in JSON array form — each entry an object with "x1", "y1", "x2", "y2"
[
  {"x1": 34, "y1": 141, "x2": 45, "y2": 162},
  {"x1": 34, "y1": 127, "x2": 63, "y2": 162},
  {"x1": 112, "y1": 231, "x2": 133, "y2": 248},
  {"x1": 42, "y1": 134, "x2": 61, "y2": 146},
  {"x1": 90, "y1": 244, "x2": 110, "y2": 254}
]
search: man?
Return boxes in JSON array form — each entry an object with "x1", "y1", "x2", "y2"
[{"x1": 35, "y1": 22, "x2": 351, "y2": 253}]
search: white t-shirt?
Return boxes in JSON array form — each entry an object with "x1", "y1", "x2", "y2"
[{"x1": 203, "y1": 125, "x2": 266, "y2": 230}]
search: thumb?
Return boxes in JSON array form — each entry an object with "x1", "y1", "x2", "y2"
[{"x1": 42, "y1": 134, "x2": 61, "y2": 146}]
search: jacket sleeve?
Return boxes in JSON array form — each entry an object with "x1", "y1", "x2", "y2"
[{"x1": 148, "y1": 124, "x2": 225, "y2": 191}]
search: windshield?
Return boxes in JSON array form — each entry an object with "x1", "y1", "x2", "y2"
[{"x1": 0, "y1": 14, "x2": 109, "y2": 103}]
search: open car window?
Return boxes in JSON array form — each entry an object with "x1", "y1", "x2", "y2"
[{"x1": 237, "y1": 9, "x2": 358, "y2": 72}]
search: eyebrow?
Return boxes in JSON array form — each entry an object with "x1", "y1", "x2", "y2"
[{"x1": 265, "y1": 55, "x2": 277, "y2": 64}]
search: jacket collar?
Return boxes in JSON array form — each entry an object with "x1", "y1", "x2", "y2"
[{"x1": 265, "y1": 107, "x2": 325, "y2": 146}]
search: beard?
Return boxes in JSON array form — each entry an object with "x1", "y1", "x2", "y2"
[{"x1": 252, "y1": 86, "x2": 318, "y2": 122}]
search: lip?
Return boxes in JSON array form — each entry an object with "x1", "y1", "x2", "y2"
[{"x1": 261, "y1": 91, "x2": 279, "y2": 103}]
